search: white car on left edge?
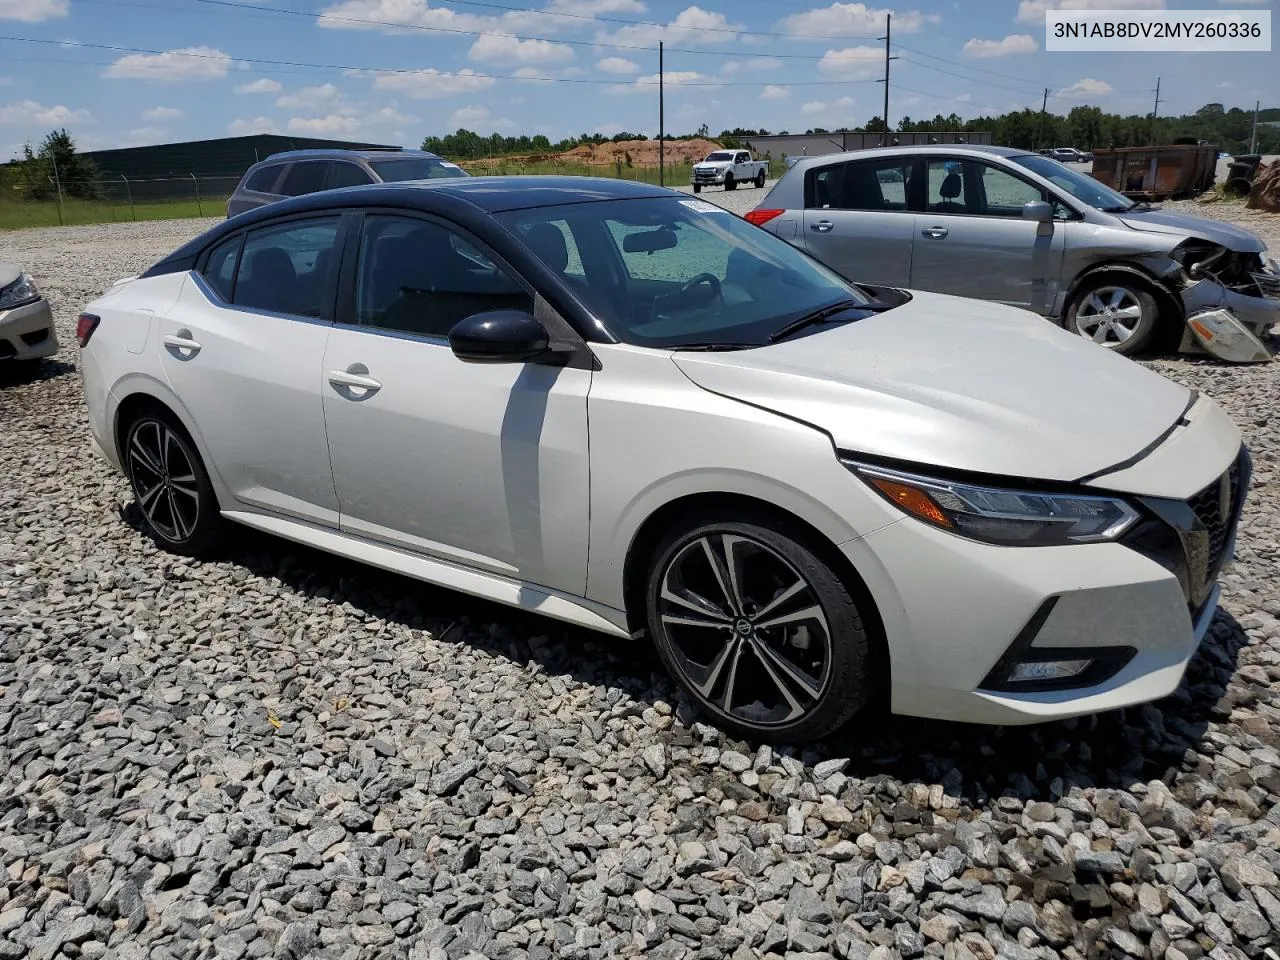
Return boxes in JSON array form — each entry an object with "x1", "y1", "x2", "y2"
[
  {"x1": 1, "y1": 261, "x2": 58, "y2": 364},
  {"x1": 78, "y1": 176, "x2": 1247, "y2": 741}
]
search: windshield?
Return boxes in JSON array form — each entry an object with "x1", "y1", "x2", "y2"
[
  {"x1": 705, "y1": 151, "x2": 735, "y2": 162},
  {"x1": 498, "y1": 197, "x2": 872, "y2": 348},
  {"x1": 369, "y1": 157, "x2": 469, "y2": 182},
  {"x1": 1011, "y1": 153, "x2": 1133, "y2": 211}
]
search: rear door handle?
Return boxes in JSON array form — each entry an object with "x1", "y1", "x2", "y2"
[
  {"x1": 328, "y1": 367, "x2": 382, "y2": 394},
  {"x1": 921, "y1": 226, "x2": 948, "y2": 239},
  {"x1": 162, "y1": 330, "x2": 201, "y2": 356},
  {"x1": 811, "y1": 220, "x2": 834, "y2": 233}
]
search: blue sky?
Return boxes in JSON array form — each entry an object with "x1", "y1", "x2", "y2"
[{"x1": 0, "y1": 0, "x2": 1275, "y2": 159}]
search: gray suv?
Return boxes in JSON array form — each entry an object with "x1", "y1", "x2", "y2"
[
  {"x1": 750, "y1": 145, "x2": 1278, "y2": 362},
  {"x1": 227, "y1": 149, "x2": 468, "y2": 218}
]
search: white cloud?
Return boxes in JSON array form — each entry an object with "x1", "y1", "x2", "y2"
[
  {"x1": 0, "y1": 99, "x2": 91, "y2": 125},
  {"x1": 800, "y1": 100, "x2": 826, "y2": 116},
  {"x1": 447, "y1": 104, "x2": 515, "y2": 131},
  {"x1": 616, "y1": 70, "x2": 711, "y2": 93},
  {"x1": 143, "y1": 106, "x2": 183, "y2": 121},
  {"x1": 760, "y1": 85, "x2": 789, "y2": 100},
  {"x1": 774, "y1": 3, "x2": 931, "y2": 39},
  {"x1": 228, "y1": 116, "x2": 280, "y2": 135},
  {"x1": 1016, "y1": 0, "x2": 1163, "y2": 24},
  {"x1": 235, "y1": 78, "x2": 282, "y2": 94},
  {"x1": 1058, "y1": 77, "x2": 1112, "y2": 98},
  {"x1": 370, "y1": 68, "x2": 496, "y2": 99},
  {"x1": 597, "y1": 6, "x2": 742, "y2": 47},
  {"x1": 962, "y1": 34, "x2": 1038, "y2": 57},
  {"x1": 368, "y1": 105, "x2": 420, "y2": 125},
  {"x1": 468, "y1": 34, "x2": 573, "y2": 64},
  {"x1": 316, "y1": 0, "x2": 563, "y2": 36},
  {"x1": 596, "y1": 56, "x2": 641, "y2": 74},
  {"x1": 546, "y1": 0, "x2": 644, "y2": 12},
  {"x1": 104, "y1": 46, "x2": 232, "y2": 80},
  {"x1": 0, "y1": 0, "x2": 68, "y2": 22},
  {"x1": 287, "y1": 114, "x2": 362, "y2": 135},
  {"x1": 800, "y1": 95, "x2": 856, "y2": 118},
  {"x1": 276, "y1": 83, "x2": 343, "y2": 108},
  {"x1": 816, "y1": 45, "x2": 883, "y2": 78}
]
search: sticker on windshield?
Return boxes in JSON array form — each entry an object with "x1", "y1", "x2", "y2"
[
  {"x1": 439, "y1": 161, "x2": 461, "y2": 169},
  {"x1": 680, "y1": 199, "x2": 729, "y2": 214}
]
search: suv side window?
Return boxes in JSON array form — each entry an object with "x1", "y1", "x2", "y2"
[
  {"x1": 233, "y1": 217, "x2": 343, "y2": 318},
  {"x1": 244, "y1": 165, "x2": 281, "y2": 193},
  {"x1": 355, "y1": 215, "x2": 533, "y2": 339},
  {"x1": 279, "y1": 161, "x2": 330, "y2": 197},
  {"x1": 327, "y1": 162, "x2": 373, "y2": 189},
  {"x1": 202, "y1": 234, "x2": 243, "y2": 301}
]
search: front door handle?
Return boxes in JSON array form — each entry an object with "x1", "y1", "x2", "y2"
[
  {"x1": 811, "y1": 220, "x2": 834, "y2": 233},
  {"x1": 921, "y1": 226, "x2": 949, "y2": 239},
  {"x1": 328, "y1": 366, "x2": 382, "y2": 395},
  {"x1": 162, "y1": 329, "x2": 201, "y2": 356}
]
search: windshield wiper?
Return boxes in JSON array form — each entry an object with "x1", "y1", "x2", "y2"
[
  {"x1": 672, "y1": 341, "x2": 759, "y2": 352},
  {"x1": 768, "y1": 298, "x2": 892, "y2": 343}
]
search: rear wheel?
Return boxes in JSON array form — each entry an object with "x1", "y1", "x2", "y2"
[
  {"x1": 645, "y1": 515, "x2": 873, "y2": 741},
  {"x1": 1065, "y1": 277, "x2": 1160, "y2": 356},
  {"x1": 724, "y1": 174, "x2": 736, "y2": 191},
  {"x1": 755, "y1": 170, "x2": 766, "y2": 188},
  {"x1": 124, "y1": 410, "x2": 223, "y2": 556}
]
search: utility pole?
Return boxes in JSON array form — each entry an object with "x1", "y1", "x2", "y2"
[
  {"x1": 1250, "y1": 99, "x2": 1260, "y2": 155},
  {"x1": 1037, "y1": 87, "x2": 1049, "y2": 151},
  {"x1": 658, "y1": 41, "x2": 664, "y2": 186},
  {"x1": 877, "y1": 14, "x2": 897, "y2": 146},
  {"x1": 1151, "y1": 77, "x2": 1161, "y2": 145}
]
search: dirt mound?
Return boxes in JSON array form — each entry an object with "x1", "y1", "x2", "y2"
[
  {"x1": 1246, "y1": 160, "x2": 1280, "y2": 213},
  {"x1": 467, "y1": 137, "x2": 722, "y2": 169}
]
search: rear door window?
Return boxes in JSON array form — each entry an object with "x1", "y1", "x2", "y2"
[
  {"x1": 327, "y1": 162, "x2": 373, "y2": 189},
  {"x1": 232, "y1": 217, "x2": 343, "y2": 318},
  {"x1": 279, "y1": 161, "x2": 330, "y2": 197}
]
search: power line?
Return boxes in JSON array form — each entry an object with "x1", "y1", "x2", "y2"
[
  {"x1": 73, "y1": 0, "x2": 883, "y2": 44},
  {"x1": 0, "y1": 35, "x2": 882, "y2": 85},
  {"x1": 896, "y1": 56, "x2": 1045, "y2": 96}
]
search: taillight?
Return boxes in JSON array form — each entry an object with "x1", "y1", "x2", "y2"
[
  {"x1": 76, "y1": 313, "x2": 101, "y2": 348},
  {"x1": 745, "y1": 208, "x2": 784, "y2": 227}
]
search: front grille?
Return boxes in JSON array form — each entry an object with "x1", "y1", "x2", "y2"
[
  {"x1": 1123, "y1": 447, "x2": 1250, "y2": 612},
  {"x1": 1248, "y1": 269, "x2": 1280, "y2": 300},
  {"x1": 1188, "y1": 458, "x2": 1241, "y2": 578}
]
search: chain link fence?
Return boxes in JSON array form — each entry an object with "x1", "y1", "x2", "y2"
[{"x1": 1, "y1": 160, "x2": 783, "y2": 230}]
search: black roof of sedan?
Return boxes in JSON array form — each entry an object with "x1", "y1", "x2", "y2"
[{"x1": 145, "y1": 177, "x2": 681, "y2": 276}]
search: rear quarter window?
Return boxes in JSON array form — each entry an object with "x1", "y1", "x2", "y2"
[{"x1": 244, "y1": 166, "x2": 281, "y2": 193}]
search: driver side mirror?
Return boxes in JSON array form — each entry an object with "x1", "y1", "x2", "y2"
[
  {"x1": 449, "y1": 310, "x2": 549, "y2": 363},
  {"x1": 1021, "y1": 200, "x2": 1053, "y2": 223}
]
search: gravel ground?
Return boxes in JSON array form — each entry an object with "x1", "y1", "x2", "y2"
[{"x1": 1, "y1": 209, "x2": 1279, "y2": 960}]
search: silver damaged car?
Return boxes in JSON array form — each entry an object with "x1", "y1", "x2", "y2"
[{"x1": 749, "y1": 145, "x2": 1278, "y2": 362}]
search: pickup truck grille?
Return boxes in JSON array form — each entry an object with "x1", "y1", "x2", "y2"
[{"x1": 692, "y1": 170, "x2": 722, "y2": 184}]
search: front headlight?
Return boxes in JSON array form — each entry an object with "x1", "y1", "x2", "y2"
[
  {"x1": 0, "y1": 274, "x2": 41, "y2": 311},
  {"x1": 845, "y1": 461, "x2": 1139, "y2": 547}
]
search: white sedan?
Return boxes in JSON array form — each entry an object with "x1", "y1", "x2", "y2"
[{"x1": 77, "y1": 176, "x2": 1247, "y2": 740}]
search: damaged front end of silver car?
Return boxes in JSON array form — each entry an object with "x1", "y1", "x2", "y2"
[{"x1": 1171, "y1": 242, "x2": 1279, "y2": 363}]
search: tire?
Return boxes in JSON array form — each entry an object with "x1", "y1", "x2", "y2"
[
  {"x1": 123, "y1": 408, "x2": 224, "y2": 556},
  {"x1": 693, "y1": 184, "x2": 702, "y2": 194},
  {"x1": 1065, "y1": 275, "x2": 1161, "y2": 356},
  {"x1": 755, "y1": 171, "x2": 766, "y2": 189},
  {"x1": 724, "y1": 174, "x2": 736, "y2": 192},
  {"x1": 644, "y1": 514, "x2": 873, "y2": 741}
]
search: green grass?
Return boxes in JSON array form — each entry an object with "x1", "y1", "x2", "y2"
[{"x1": 0, "y1": 196, "x2": 226, "y2": 231}]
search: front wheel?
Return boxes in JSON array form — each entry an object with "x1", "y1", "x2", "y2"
[
  {"x1": 124, "y1": 410, "x2": 224, "y2": 556},
  {"x1": 693, "y1": 183, "x2": 702, "y2": 194},
  {"x1": 724, "y1": 174, "x2": 736, "y2": 191},
  {"x1": 755, "y1": 171, "x2": 766, "y2": 188},
  {"x1": 645, "y1": 516, "x2": 873, "y2": 741},
  {"x1": 1065, "y1": 277, "x2": 1160, "y2": 356}
]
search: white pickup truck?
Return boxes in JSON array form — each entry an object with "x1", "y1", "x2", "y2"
[{"x1": 690, "y1": 149, "x2": 769, "y2": 192}]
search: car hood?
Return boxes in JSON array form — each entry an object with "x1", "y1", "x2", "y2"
[
  {"x1": 695, "y1": 161, "x2": 731, "y2": 168},
  {"x1": 672, "y1": 291, "x2": 1191, "y2": 482},
  {"x1": 0, "y1": 261, "x2": 21, "y2": 289},
  {"x1": 1116, "y1": 208, "x2": 1266, "y2": 253}
]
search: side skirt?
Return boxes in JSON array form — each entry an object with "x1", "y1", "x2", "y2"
[{"x1": 222, "y1": 509, "x2": 631, "y2": 638}]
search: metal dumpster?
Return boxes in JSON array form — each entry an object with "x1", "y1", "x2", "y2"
[{"x1": 1090, "y1": 143, "x2": 1218, "y2": 200}]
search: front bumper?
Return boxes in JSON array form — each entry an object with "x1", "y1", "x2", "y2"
[
  {"x1": 1178, "y1": 270, "x2": 1279, "y2": 362},
  {"x1": 844, "y1": 446, "x2": 1246, "y2": 726},
  {"x1": 0, "y1": 296, "x2": 59, "y2": 360}
]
